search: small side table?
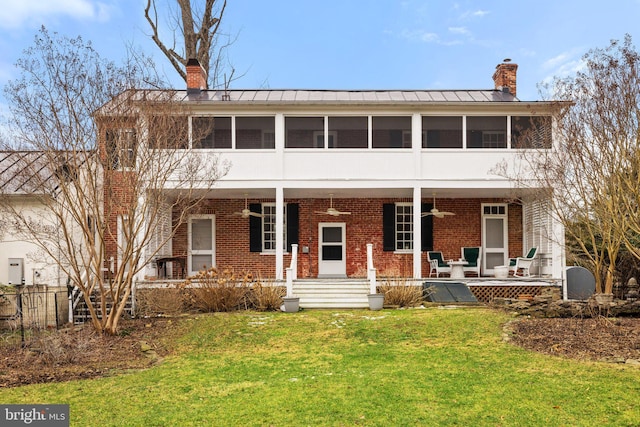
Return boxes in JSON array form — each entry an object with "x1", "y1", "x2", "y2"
[{"x1": 448, "y1": 260, "x2": 468, "y2": 279}]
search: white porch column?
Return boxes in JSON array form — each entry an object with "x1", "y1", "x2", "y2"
[
  {"x1": 275, "y1": 186, "x2": 284, "y2": 280},
  {"x1": 413, "y1": 186, "x2": 422, "y2": 278}
]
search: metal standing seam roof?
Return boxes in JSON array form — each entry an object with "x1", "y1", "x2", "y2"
[
  {"x1": 0, "y1": 151, "x2": 87, "y2": 194},
  {"x1": 180, "y1": 89, "x2": 520, "y2": 103}
]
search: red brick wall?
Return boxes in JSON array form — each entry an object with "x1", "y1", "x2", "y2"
[
  {"x1": 171, "y1": 197, "x2": 523, "y2": 279},
  {"x1": 492, "y1": 63, "x2": 518, "y2": 97}
]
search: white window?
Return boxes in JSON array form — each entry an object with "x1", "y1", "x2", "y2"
[
  {"x1": 106, "y1": 128, "x2": 136, "y2": 169},
  {"x1": 188, "y1": 215, "x2": 215, "y2": 274},
  {"x1": 395, "y1": 203, "x2": 413, "y2": 251},
  {"x1": 262, "y1": 203, "x2": 286, "y2": 252}
]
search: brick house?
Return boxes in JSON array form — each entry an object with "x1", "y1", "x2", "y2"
[{"x1": 103, "y1": 60, "x2": 566, "y2": 306}]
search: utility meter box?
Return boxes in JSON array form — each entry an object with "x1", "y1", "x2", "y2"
[{"x1": 8, "y1": 258, "x2": 24, "y2": 285}]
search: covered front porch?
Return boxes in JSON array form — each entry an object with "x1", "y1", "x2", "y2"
[{"x1": 143, "y1": 186, "x2": 564, "y2": 286}]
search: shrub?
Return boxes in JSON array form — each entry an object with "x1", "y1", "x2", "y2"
[
  {"x1": 379, "y1": 278, "x2": 423, "y2": 307},
  {"x1": 179, "y1": 268, "x2": 253, "y2": 312},
  {"x1": 136, "y1": 288, "x2": 184, "y2": 317},
  {"x1": 251, "y1": 279, "x2": 285, "y2": 311}
]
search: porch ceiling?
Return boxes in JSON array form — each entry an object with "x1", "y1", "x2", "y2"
[{"x1": 162, "y1": 187, "x2": 539, "y2": 200}]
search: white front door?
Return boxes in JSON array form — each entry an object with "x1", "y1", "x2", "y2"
[
  {"x1": 318, "y1": 223, "x2": 346, "y2": 277},
  {"x1": 482, "y1": 204, "x2": 508, "y2": 275}
]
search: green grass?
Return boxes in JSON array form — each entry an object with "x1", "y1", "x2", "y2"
[{"x1": 1, "y1": 308, "x2": 639, "y2": 426}]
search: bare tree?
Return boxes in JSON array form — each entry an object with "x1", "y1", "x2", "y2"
[
  {"x1": 1, "y1": 27, "x2": 227, "y2": 334},
  {"x1": 501, "y1": 35, "x2": 640, "y2": 294},
  {"x1": 145, "y1": 0, "x2": 234, "y2": 89}
]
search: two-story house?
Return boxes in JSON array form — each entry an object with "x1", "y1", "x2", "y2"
[{"x1": 105, "y1": 59, "x2": 566, "y2": 307}]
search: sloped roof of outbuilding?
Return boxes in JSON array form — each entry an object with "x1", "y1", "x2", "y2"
[{"x1": 0, "y1": 151, "x2": 86, "y2": 195}]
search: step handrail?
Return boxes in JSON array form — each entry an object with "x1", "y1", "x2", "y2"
[
  {"x1": 285, "y1": 244, "x2": 298, "y2": 297},
  {"x1": 367, "y1": 243, "x2": 377, "y2": 294}
]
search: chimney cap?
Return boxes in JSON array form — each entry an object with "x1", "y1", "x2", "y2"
[{"x1": 186, "y1": 58, "x2": 201, "y2": 67}]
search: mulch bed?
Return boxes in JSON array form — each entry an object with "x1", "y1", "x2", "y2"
[
  {"x1": 509, "y1": 317, "x2": 640, "y2": 362},
  {"x1": 0, "y1": 318, "x2": 176, "y2": 388}
]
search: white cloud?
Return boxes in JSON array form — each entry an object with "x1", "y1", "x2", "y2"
[
  {"x1": 400, "y1": 29, "x2": 440, "y2": 43},
  {"x1": 460, "y1": 9, "x2": 489, "y2": 20},
  {"x1": 0, "y1": 0, "x2": 112, "y2": 30},
  {"x1": 542, "y1": 52, "x2": 572, "y2": 70},
  {"x1": 448, "y1": 26, "x2": 470, "y2": 36},
  {"x1": 540, "y1": 50, "x2": 587, "y2": 88}
]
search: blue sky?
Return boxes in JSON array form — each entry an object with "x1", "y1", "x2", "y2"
[{"x1": 0, "y1": 0, "x2": 640, "y2": 107}]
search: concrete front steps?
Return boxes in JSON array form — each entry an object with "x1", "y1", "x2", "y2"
[{"x1": 293, "y1": 279, "x2": 371, "y2": 309}]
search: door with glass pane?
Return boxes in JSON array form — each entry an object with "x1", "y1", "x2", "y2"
[
  {"x1": 482, "y1": 204, "x2": 508, "y2": 275},
  {"x1": 318, "y1": 223, "x2": 346, "y2": 277},
  {"x1": 189, "y1": 215, "x2": 215, "y2": 275}
]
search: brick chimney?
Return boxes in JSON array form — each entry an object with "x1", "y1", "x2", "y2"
[
  {"x1": 186, "y1": 58, "x2": 207, "y2": 93},
  {"x1": 492, "y1": 60, "x2": 518, "y2": 97}
]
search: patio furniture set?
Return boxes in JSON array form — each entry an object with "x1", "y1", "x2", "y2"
[{"x1": 427, "y1": 247, "x2": 538, "y2": 279}]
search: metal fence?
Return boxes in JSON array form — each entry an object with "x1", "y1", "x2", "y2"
[{"x1": 0, "y1": 286, "x2": 68, "y2": 344}]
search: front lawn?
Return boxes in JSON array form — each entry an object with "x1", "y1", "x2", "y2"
[{"x1": 1, "y1": 308, "x2": 638, "y2": 426}]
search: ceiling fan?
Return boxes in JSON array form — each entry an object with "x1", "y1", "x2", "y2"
[
  {"x1": 315, "y1": 194, "x2": 351, "y2": 216},
  {"x1": 233, "y1": 195, "x2": 265, "y2": 218},
  {"x1": 422, "y1": 194, "x2": 455, "y2": 218}
]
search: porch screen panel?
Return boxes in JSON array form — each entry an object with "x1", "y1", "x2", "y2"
[
  {"x1": 192, "y1": 116, "x2": 231, "y2": 149},
  {"x1": 372, "y1": 116, "x2": 412, "y2": 148},
  {"x1": 511, "y1": 116, "x2": 552, "y2": 149},
  {"x1": 148, "y1": 116, "x2": 189, "y2": 149},
  {"x1": 467, "y1": 116, "x2": 507, "y2": 149},
  {"x1": 285, "y1": 117, "x2": 324, "y2": 148},
  {"x1": 422, "y1": 116, "x2": 463, "y2": 148},
  {"x1": 236, "y1": 117, "x2": 275, "y2": 149},
  {"x1": 328, "y1": 116, "x2": 367, "y2": 148}
]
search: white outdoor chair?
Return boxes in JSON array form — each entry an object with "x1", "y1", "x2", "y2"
[
  {"x1": 427, "y1": 251, "x2": 451, "y2": 277},
  {"x1": 508, "y1": 247, "x2": 538, "y2": 277}
]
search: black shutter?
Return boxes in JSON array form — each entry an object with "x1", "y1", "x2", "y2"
[
  {"x1": 421, "y1": 203, "x2": 433, "y2": 251},
  {"x1": 286, "y1": 203, "x2": 299, "y2": 252},
  {"x1": 249, "y1": 203, "x2": 262, "y2": 252},
  {"x1": 383, "y1": 203, "x2": 395, "y2": 251}
]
